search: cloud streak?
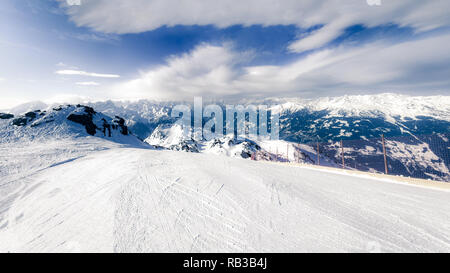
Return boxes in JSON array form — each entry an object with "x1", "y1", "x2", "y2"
[
  {"x1": 76, "y1": 81, "x2": 100, "y2": 86},
  {"x1": 55, "y1": 69, "x2": 120, "y2": 78}
]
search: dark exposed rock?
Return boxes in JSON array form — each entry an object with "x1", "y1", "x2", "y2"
[
  {"x1": 101, "y1": 118, "x2": 112, "y2": 137},
  {"x1": 114, "y1": 116, "x2": 125, "y2": 126},
  {"x1": 170, "y1": 140, "x2": 199, "y2": 153},
  {"x1": 67, "y1": 113, "x2": 98, "y2": 136},
  {"x1": 211, "y1": 138, "x2": 225, "y2": 147},
  {"x1": 241, "y1": 151, "x2": 251, "y2": 159},
  {"x1": 12, "y1": 111, "x2": 39, "y2": 126},
  {"x1": 113, "y1": 116, "x2": 128, "y2": 135},
  {"x1": 12, "y1": 117, "x2": 29, "y2": 126},
  {"x1": 25, "y1": 112, "x2": 37, "y2": 119},
  {"x1": 0, "y1": 113, "x2": 14, "y2": 119},
  {"x1": 77, "y1": 105, "x2": 96, "y2": 115},
  {"x1": 66, "y1": 105, "x2": 101, "y2": 136},
  {"x1": 120, "y1": 126, "x2": 128, "y2": 136}
]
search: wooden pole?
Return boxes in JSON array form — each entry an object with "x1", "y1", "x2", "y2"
[
  {"x1": 340, "y1": 139, "x2": 345, "y2": 168},
  {"x1": 286, "y1": 144, "x2": 289, "y2": 162},
  {"x1": 317, "y1": 142, "x2": 320, "y2": 165},
  {"x1": 381, "y1": 134, "x2": 389, "y2": 174},
  {"x1": 294, "y1": 144, "x2": 297, "y2": 163}
]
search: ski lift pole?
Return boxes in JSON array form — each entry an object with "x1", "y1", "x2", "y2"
[
  {"x1": 317, "y1": 142, "x2": 320, "y2": 165},
  {"x1": 286, "y1": 144, "x2": 289, "y2": 162},
  {"x1": 381, "y1": 134, "x2": 389, "y2": 174}
]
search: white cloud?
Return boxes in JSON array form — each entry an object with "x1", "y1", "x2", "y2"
[
  {"x1": 60, "y1": 0, "x2": 450, "y2": 52},
  {"x1": 287, "y1": 18, "x2": 352, "y2": 52},
  {"x1": 113, "y1": 44, "x2": 243, "y2": 99},
  {"x1": 112, "y1": 33, "x2": 450, "y2": 100},
  {"x1": 76, "y1": 81, "x2": 100, "y2": 86},
  {"x1": 56, "y1": 62, "x2": 80, "y2": 70},
  {"x1": 43, "y1": 94, "x2": 91, "y2": 105},
  {"x1": 55, "y1": 69, "x2": 120, "y2": 78}
]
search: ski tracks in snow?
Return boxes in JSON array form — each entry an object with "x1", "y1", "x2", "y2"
[
  {"x1": 1, "y1": 148, "x2": 449, "y2": 252},
  {"x1": 113, "y1": 154, "x2": 256, "y2": 252}
]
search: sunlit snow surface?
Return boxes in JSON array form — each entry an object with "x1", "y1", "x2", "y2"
[{"x1": 0, "y1": 138, "x2": 449, "y2": 253}]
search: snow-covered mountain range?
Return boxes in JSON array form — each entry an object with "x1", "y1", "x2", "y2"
[
  {"x1": 1, "y1": 93, "x2": 449, "y2": 181},
  {"x1": 1, "y1": 94, "x2": 450, "y2": 252}
]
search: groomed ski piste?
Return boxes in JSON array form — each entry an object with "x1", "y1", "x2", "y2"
[{"x1": 1, "y1": 136, "x2": 449, "y2": 253}]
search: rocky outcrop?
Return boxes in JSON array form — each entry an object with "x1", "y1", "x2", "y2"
[
  {"x1": 0, "y1": 113, "x2": 14, "y2": 120},
  {"x1": 65, "y1": 105, "x2": 130, "y2": 137},
  {"x1": 67, "y1": 105, "x2": 98, "y2": 136},
  {"x1": 1, "y1": 104, "x2": 143, "y2": 147},
  {"x1": 113, "y1": 116, "x2": 128, "y2": 135},
  {"x1": 12, "y1": 117, "x2": 28, "y2": 126},
  {"x1": 12, "y1": 111, "x2": 40, "y2": 126},
  {"x1": 24, "y1": 111, "x2": 37, "y2": 119},
  {"x1": 169, "y1": 140, "x2": 199, "y2": 153},
  {"x1": 67, "y1": 113, "x2": 97, "y2": 136}
]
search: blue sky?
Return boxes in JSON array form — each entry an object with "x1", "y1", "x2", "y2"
[{"x1": 1, "y1": 0, "x2": 450, "y2": 108}]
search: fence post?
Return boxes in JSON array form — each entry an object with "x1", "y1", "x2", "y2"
[
  {"x1": 340, "y1": 139, "x2": 345, "y2": 168},
  {"x1": 381, "y1": 134, "x2": 389, "y2": 174},
  {"x1": 317, "y1": 142, "x2": 320, "y2": 165}
]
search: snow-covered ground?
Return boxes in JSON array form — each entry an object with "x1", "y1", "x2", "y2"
[{"x1": 0, "y1": 139, "x2": 449, "y2": 253}]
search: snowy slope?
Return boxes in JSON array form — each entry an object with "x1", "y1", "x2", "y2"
[
  {"x1": 0, "y1": 143, "x2": 449, "y2": 253},
  {"x1": 0, "y1": 104, "x2": 149, "y2": 187}
]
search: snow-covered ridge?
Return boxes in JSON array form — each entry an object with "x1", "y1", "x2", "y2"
[
  {"x1": 0, "y1": 104, "x2": 145, "y2": 147},
  {"x1": 269, "y1": 93, "x2": 450, "y2": 122},
  {"x1": 6, "y1": 93, "x2": 450, "y2": 121}
]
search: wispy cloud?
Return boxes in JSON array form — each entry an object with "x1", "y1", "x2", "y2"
[
  {"x1": 55, "y1": 70, "x2": 120, "y2": 78},
  {"x1": 56, "y1": 62, "x2": 79, "y2": 69},
  {"x1": 76, "y1": 81, "x2": 100, "y2": 86},
  {"x1": 61, "y1": 0, "x2": 450, "y2": 52}
]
